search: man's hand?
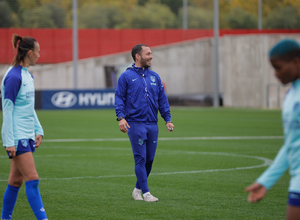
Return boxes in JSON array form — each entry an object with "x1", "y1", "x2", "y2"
[
  {"x1": 166, "y1": 122, "x2": 175, "y2": 132},
  {"x1": 245, "y1": 182, "x2": 267, "y2": 203},
  {"x1": 119, "y1": 119, "x2": 130, "y2": 133}
]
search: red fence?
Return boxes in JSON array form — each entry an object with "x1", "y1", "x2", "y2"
[{"x1": 1, "y1": 29, "x2": 300, "y2": 64}]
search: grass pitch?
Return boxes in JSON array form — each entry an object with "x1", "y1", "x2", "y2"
[{"x1": 0, "y1": 107, "x2": 288, "y2": 219}]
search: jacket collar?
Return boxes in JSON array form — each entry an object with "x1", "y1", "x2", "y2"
[{"x1": 127, "y1": 63, "x2": 149, "y2": 76}]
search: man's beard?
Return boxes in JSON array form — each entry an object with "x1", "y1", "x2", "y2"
[{"x1": 140, "y1": 56, "x2": 150, "y2": 68}]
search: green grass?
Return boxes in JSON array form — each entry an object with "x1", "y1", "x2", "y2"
[{"x1": 0, "y1": 107, "x2": 289, "y2": 219}]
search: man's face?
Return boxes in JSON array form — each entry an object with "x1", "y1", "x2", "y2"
[
  {"x1": 270, "y1": 57, "x2": 300, "y2": 85},
  {"x1": 138, "y1": 46, "x2": 153, "y2": 68}
]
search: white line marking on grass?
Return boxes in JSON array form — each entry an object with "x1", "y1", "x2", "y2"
[
  {"x1": 35, "y1": 154, "x2": 71, "y2": 157},
  {"x1": 0, "y1": 155, "x2": 71, "y2": 159},
  {"x1": 0, "y1": 152, "x2": 273, "y2": 182},
  {"x1": 41, "y1": 136, "x2": 283, "y2": 143},
  {"x1": 159, "y1": 136, "x2": 283, "y2": 141},
  {"x1": 41, "y1": 146, "x2": 129, "y2": 151}
]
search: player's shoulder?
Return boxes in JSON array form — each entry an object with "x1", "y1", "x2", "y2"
[
  {"x1": 4, "y1": 66, "x2": 22, "y2": 81},
  {"x1": 8, "y1": 65, "x2": 22, "y2": 76},
  {"x1": 120, "y1": 65, "x2": 136, "y2": 78}
]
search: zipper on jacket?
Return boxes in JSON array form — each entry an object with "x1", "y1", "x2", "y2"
[{"x1": 142, "y1": 75, "x2": 148, "y2": 99}]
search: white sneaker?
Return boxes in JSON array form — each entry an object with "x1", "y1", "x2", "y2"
[
  {"x1": 143, "y1": 192, "x2": 159, "y2": 202},
  {"x1": 132, "y1": 188, "x2": 143, "y2": 200}
]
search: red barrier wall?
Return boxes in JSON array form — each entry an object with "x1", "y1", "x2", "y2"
[{"x1": 1, "y1": 29, "x2": 300, "y2": 64}]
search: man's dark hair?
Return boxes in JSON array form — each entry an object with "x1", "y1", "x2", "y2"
[
  {"x1": 131, "y1": 44, "x2": 148, "y2": 62},
  {"x1": 281, "y1": 49, "x2": 300, "y2": 62}
]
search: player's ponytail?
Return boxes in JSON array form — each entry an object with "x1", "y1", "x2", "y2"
[{"x1": 11, "y1": 34, "x2": 37, "y2": 67}]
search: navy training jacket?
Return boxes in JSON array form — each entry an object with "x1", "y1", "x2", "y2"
[{"x1": 115, "y1": 64, "x2": 171, "y2": 123}]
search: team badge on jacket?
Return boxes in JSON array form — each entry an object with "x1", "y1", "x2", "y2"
[{"x1": 150, "y1": 76, "x2": 156, "y2": 86}]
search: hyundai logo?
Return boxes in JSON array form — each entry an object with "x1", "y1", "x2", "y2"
[{"x1": 51, "y1": 92, "x2": 77, "y2": 108}]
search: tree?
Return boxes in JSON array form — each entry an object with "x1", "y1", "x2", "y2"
[
  {"x1": 126, "y1": 2, "x2": 176, "y2": 28},
  {"x1": 18, "y1": 0, "x2": 42, "y2": 10},
  {"x1": 176, "y1": 6, "x2": 213, "y2": 29},
  {"x1": 10, "y1": 0, "x2": 300, "y2": 29},
  {"x1": 82, "y1": 0, "x2": 138, "y2": 11},
  {"x1": 138, "y1": 0, "x2": 148, "y2": 5},
  {"x1": 229, "y1": 0, "x2": 300, "y2": 18},
  {"x1": 5, "y1": 0, "x2": 19, "y2": 13},
  {"x1": 39, "y1": 0, "x2": 138, "y2": 12},
  {"x1": 36, "y1": 0, "x2": 138, "y2": 28},
  {"x1": 189, "y1": 0, "x2": 213, "y2": 9},
  {"x1": 22, "y1": 7, "x2": 55, "y2": 28},
  {"x1": 160, "y1": 0, "x2": 183, "y2": 15},
  {"x1": 21, "y1": 3, "x2": 66, "y2": 28},
  {"x1": 138, "y1": 0, "x2": 182, "y2": 15},
  {"x1": 78, "y1": 4, "x2": 127, "y2": 28},
  {"x1": 46, "y1": 4, "x2": 66, "y2": 28},
  {"x1": 78, "y1": 5, "x2": 108, "y2": 28},
  {"x1": 265, "y1": 6, "x2": 300, "y2": 29},
  {"x1": 0, "y1": 1, "x2": 16, "y2": 27},
  {"x1": 224, "y1": 7, "x2": 257, "y2": 29},
  {"x1": 106, "y1": 6, "x2": 128, "y2": 29}
]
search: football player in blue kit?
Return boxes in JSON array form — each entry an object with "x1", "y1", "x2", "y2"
[
  {"x1": 1, "y1": 34, "x2": 48, "y2": 220},
  {"x1": 246, "y1": 39, "x2": 300, "y2": 220},
  {"x1": 115, "y1": 44, "x2": 175, "y2": 202}
]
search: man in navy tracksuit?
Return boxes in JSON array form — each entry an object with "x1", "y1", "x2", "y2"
[{"x1": 115, "y1": 44, "x2": 175, "y2": 202}]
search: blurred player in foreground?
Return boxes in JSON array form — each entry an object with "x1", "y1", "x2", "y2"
[
  {"x1": 245, "y1": 38, "x2": 300, "y2": 220},
  {"x1": 1, "y1": 34, "x2": 47, "y2": 220},
  {"x1": 115, "y1": 44, "x2": 174, "y2": 202}
]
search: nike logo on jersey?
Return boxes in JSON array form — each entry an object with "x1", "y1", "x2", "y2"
[
  {"x1": 132, "y1": 78, "x2": 138, "y2": 81},
  {"x1": 23, "y1": 83, "x2": 28, "y2": 86}
]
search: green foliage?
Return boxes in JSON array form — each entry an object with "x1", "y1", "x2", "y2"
[
  {"x1": 0, "y1": 1, "x2": 16, "y2": 27},
  {"x1": 21, "y1": 3, "x2": 66, "y2": 28},
  {"x1": 5, "y1": 0, "x2": 19, "y2": 13},
  {"x1": 224, "y1": 7, "x2": 258, "y2": 29},
  {"x1": 138, "y1": 0, "x2": 183, "y2": 15},
  {"x1": 127, "y1": 3, "x2": 176, "y2": 28},
  {"x1": 160, "y1": 0, "x2": 183, "y2": 15},
  {"x1": 78, "y1": 4, "x2": 127, "y2": 28},
  {"x1": 137, "y1": 0, "x2": 147, "y2": 5},
  {"x1": 47, "y1": 3, "x2": 66, "y2": 28},
  {"x1": 177, "y1": 6, "x2": 213, "y2": 29},
  {"x1": 106, "y1": 6, "x2": 128, "y2": 29},
  {"x1": 265, "y1": 6, "x2": 300, "y2": 29},
  {"x1": 1, "y1": 0, "x2": 300, "y2": 29},
  {"x1": 78, "y1": 5, "x2": 109, "y2": 28}
]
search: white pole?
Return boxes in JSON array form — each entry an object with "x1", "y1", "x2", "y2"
[
  {"x1": 73, "y1": 0, "x2": 78, "y2": 89},
  {"x1": 213, "y1": 0, "x2": 220, "y2": 107},
  {"x1": 258, "y1": 0, "x2": 262, "y2": 30},
  {"x1": 183, "y1": 0, "x2": 188, "y2": 29}
]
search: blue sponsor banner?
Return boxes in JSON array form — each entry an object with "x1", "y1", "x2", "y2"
[{"x1": 42, "y1": 89, "x2": 115, "y2": 109}]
